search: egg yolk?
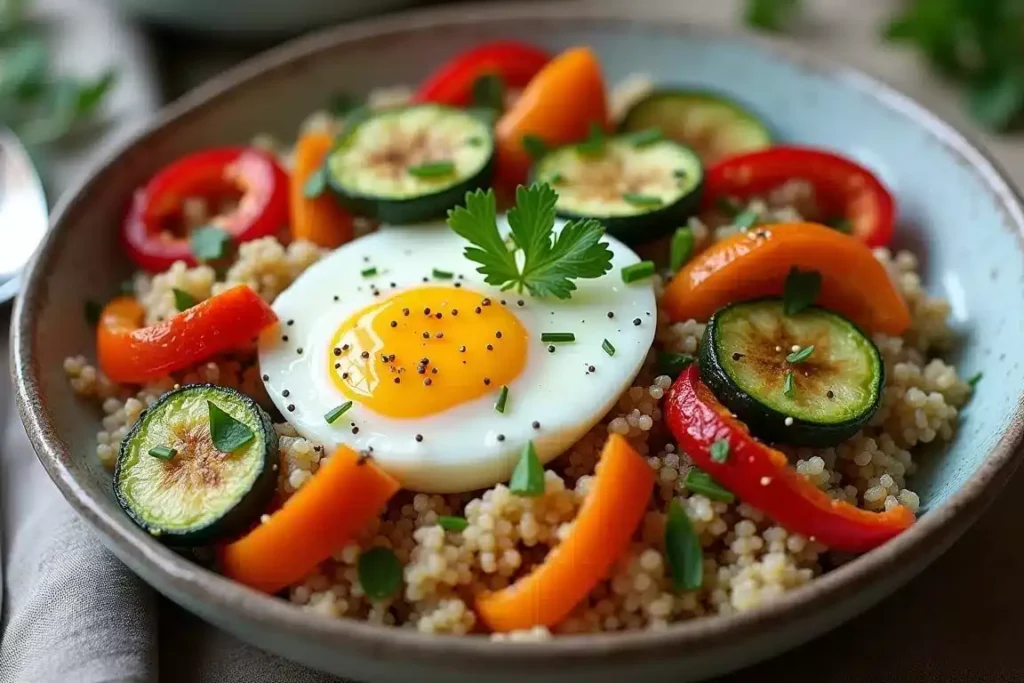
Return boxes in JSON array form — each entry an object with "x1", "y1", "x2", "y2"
[{"x1": 328, "y1": 286, "x2": 528, "y2": 418}]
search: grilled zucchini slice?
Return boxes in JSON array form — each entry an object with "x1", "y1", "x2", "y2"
[
  {"x1": 325, "y1": 104, "x2": 495, "y2": 224},
  {"x1": 698, "y1": 299, "x2": 884, "y2": 447},
  {"x1": 533, "y1": 133, "x2": 703, "y2": 244},
  {"x1": 114, "y1": 384, "x2": 278, "y2": 545}
]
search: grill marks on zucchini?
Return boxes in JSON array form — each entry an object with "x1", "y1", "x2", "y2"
[
  {"x1": 533, "y1": 133, "x2": 704, "y2": 244},
  {"x1": 114, "y1": 385, "x2": 278, "y2": 545},
  {"x1": 698, "y1": 299, "x2": 883, "y2": 447},
  {"x1": 326, "y1": 104, "x2": 495, "y2": 223}
]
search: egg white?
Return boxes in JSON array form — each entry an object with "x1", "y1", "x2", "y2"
[{"x1": 259, "y1": 219, "x2": 656, "y2": 493}]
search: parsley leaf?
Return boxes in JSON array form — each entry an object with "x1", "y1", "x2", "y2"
[
  {"x1": 782, "y1": 266, "x2": 822, "y2": 316},
  {"x1": 665, "y1": 498, "x2": 703, "y2": 592},
  {"x1": 172, "y1": 288, "x2": 196, "y2": 312},
  {"x1": 576, "y1": 121, "x2": 606, "y2": 156},
  {"x1": 521, "y1": 134, "x2": 548, "y2": 161},
  {"x1": 190, "y1": 225, "x2": 232, "y2": 262},
  {"x1": 471, "y1": 72, "x2": 505, "y2": 112},
  {"x1": 448, "y1": 183, "x2": 613, "y2": 299},
  {"x1": 207, "y1": 401, "x2": 254, "y2": 453},
  {"x1": 509, "y1": 441, "x2": 545, "y2": 497}
]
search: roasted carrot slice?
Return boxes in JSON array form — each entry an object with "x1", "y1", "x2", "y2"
[
  {"x1": 221, "y1": 445, "x2": 400, "y2": 594},
  {"x1": 661, "y1": 222, "x2": 911, "y2": 336},
  {"x1": 97, "y1": 285, "x2": 277, "y2": 384},
  {"x1": 475, "y1": 434, "x2": 654, "y2": 632},
  {"x1": 289, "y1": 131, "x2": 354, "y2": 248}
]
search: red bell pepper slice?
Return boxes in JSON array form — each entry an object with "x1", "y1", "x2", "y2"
[
  {"x1": 122, "y1": 147, "x2": 289, "y2": 272},
  {"x1": 97, "y1": 285, "x2": 278, "y2": 384},
  {"x1": 664, "y1": 365, "x2": 914, "y2": 553},
  {"x1": 413, "y1": 40, "x2": 550, "y2": 107},
  {"x1": 704, "y1": 145, "x2": 896, "y2": 248}
]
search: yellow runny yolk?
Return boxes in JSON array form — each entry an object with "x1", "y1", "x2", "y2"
[{"x1": 329, "y1": 286, "x2": 528, "y2": 418}]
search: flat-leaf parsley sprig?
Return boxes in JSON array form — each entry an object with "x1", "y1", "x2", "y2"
[{"x1": 447, "y1": 182, "x2": 614, "y2": 299}]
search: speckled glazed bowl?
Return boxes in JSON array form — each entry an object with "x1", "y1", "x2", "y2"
[{"x1": 13, "y1": 4, "x2": 1024, "y2": 681}]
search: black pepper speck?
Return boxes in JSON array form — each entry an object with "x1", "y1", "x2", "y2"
[
  {"x1": 286, "y1": 319, "x2": 294, "y2": 326},
  {"x1": 287, "y1": 404, "x2": 295, "y2": 412},
  {"x1": 423, "y1": 332, "x2": 430, "y2": 339},
  {"x1": 486, "y1": 344, "x2": 493, "y2": 351},
  {"x1": 633, "y1": 318, "x2": 642, "y2": 326},
  {"x1": 495, "y1": 331, "x2": 502, "y2": 339},
  {"x1": 334, "y1": 347, "x2": 341, "y2": 356},
  {"x1": 424, "y1": 378, "x2": 432, "y2": 386},
  {"x1": 517, "y1": 300, "x2": 524, "y2": 307},
  {"x1": 282, "y1": 390, "x2": 290, "y2": 398},
  {"x1": 532, "y1": 421, "x2": 540, "y2": 429},
  {"x1": 588, "y1": 365, "x2": 595, "y2": 373},
  {"x1": 394, "y1": 377, "x2": 401, "y2": 384},
  {"x1": 484, "y1": 378, "x2": 491, "y2": 386},
  {"x1": 361, "y1": 351, "x2": 369, "y2": 359},
  {"x1": 262, "y1": 374, "x2": 269, "y2": 381},
  {"x1": 497, "y1": 434, "x2": 505, "y2": 442},
  {"x1": 607, "y1": 311, "x2": 614, "y2": 319},
  {"x1": 415, "y1": 434, "x2": 423, "y2": 442},
  {"x1": 548, "y1": 345, "x2": 555, "y2": 353},
  {"x1": 281, "y1": 335, "x2": 289, "y2": 342},
  {"x1": 390, "y1": 321, "x2": 398, "y2": 328}
]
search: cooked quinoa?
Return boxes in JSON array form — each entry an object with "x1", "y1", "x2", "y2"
[{"x1": 66, "y1": 195, "x2": 970, "y2": 637}]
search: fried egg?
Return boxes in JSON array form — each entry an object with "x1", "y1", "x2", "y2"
[{"x1": 259, "y1": 220, "x2": 656, "y2": 493}]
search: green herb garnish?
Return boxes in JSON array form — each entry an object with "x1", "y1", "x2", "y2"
[
  {"x1": 827, "y1": 216, "x2": 853, "y2": 234},
  {"x1": 968, "y1": 371, "x2": 983, "y2": 388},
  {"x1": 361, "y1": 267, "x2": 377, "y2": 277},
  {"x1": 783, "y1": 370, "x2": 795, "y2": 398},
  {"x1": 172, "y1": 289, "x2": 196, "y2": 312},
  {"x1": 495, "y1": 385, "x2": 509, "y2": 414},
  {"x1": 509, "y1": 441, "x2": 545, "y2": 497},
  {"x1": 190, "y1": 226, "x2": 232, "y2": 262},
  {"x1": 541, "y1": 332, "x2": 575, "y2": 343},
  {"x1": 548, "y1": 172, "x2": 565, "y2": 184},
  {"x1": 329, "y1": 92, "x2": 362, "y2": 117},
  {"x1": 621, "y1": 260, "x2": 655, "y2": 283},
  {"x1": 302, "y1": 168, "x2": 327, "y2": 199},
  {"x1": 622, "y1": 193, "x2": 664, "y2": 208},
  {"x1": 710, "y1": 439, "x2": 730, "y2": 464},
  {"x1": 744, "y1": 0, "x2": 802, "y2": 33},
  {"x1": 325, "y1": 402, "x2": 353, "y2": 424},
  {"x1": 665, "y1": 498, "x2": 703, "y2": 592},
  {"x1": 432, "y1": 268, "x2": 454, "y2": 280},
  {"x1": 684, "y1": 469, "x2": 735, "y2": 503},
  {"x1": 84, "y1": 299, "x2": 102, "y2": 326},
  {"x1": 716, "y1": 196, "x2": 740, "y2": 217},
  {"x1": 624, "y1": 127, "x2": 663, "y2": 147},
  {"x1": 471, "y1": 72, "x2": 505, "y2": 112},
  {"x1": 670, "y1": 227, "x2": 695, "y2": 272},
  {"x1": 733, "y1": 209, "x2": 759, "y2": 231},
  {"x1": 602, "y1": 339, "x2": 616, "y2": 357},
  {"x1": 438, "y1": 515, "x2": 469, "y2": 532},
  {"x1": 447, "y1": 183, "x2": 613, "y2": 299},
  {"x1": 148, "y1": 445, "x2": 177, "y2": 461},
  {"x1": 786, "y1": 345, "x2": 815, "y2": 364},
  {"x1": 408, "y1": 161, "x2": 455, "y2": 178},
  {"x1": 782, "y1": 266, "x2": 822, "y2": 316},
  {"x1": 358, "y1": 546, "x2": 403, "y2": 600},
  {"x1": 467, "y1": 136, "x2": 484, "y2": 147},
  {"x1": 521, "y1": 134, "x2": 548, "y2": 161},
  {"x1": 576, "y1": 121, "x2": 606, "y2": 156},
  {"x1": 658, "y1": 352, "x2": 696, "y2": 377},
  {"x1": 207, "y1": 401, "x2": 255, "y2": 453}
]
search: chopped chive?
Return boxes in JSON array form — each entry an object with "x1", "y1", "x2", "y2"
[
  {"x1": 733, "y1": 209, "x2": 759, "y2": 231},
  {"x1": 576, "y1": 121, "x2": 606, "y2": 155},
  {"x1": 786, "y1": 345, "x2": 816, "y2": 364},
  {"x1": 207, "y1": 401, "x2": 255, "y2": 453},
  {"x1": 148, "y1": 445, "x2": 177, "y2": 461},
  {"x1": 358, "y1": 546, "x2": 402, "y2": 600},
  {"x1": 670, "y1": 227, "x2": 695, "y2": 272},
  {"x1": 783, "y1": 371, "x2": 795, "y2": 398},
  {"x1": 622, "y1": 193, "x2": 664, "y2": 208},
  {"x1": 625, "y1": 127, "x2": 663, "y2": 147},
  {"x1": 621, "y1": 260, "x2": 656, "y2": 283},
  {"x1": 710, "y1": 439, "x2": 730, "y2": 463},
  {"x1": 658, "y1": 352, "x2": 696, "y2": 377},
  {"x1": 325, "y1": 401, "x2": 353, "y2": 424},
  {"x1": 302, "y1": 168, "x2": 327, "y2": 199},
  {"x1": 408, "y1": 161, "x2": 455, "y2": 178},
  {"x1": 471, "y1": 72, "x2": 505, "y2": 112},
  {"x1": 466, "y1": 136, "x2": 484, "y2": 147},
  {"x1": 84, "y1": 299, "x2": 102, "y2": 326},
  {"x1": 495, "y1": 385, "x2": 509, "y2": 414},
  {"x1": 684, "y1": 469, "x2": 735, "y2": 503},
  {"x1": 172, "y1": 288, "x2": 196, "y2": 312},
  {"x1": 540, "y1": 332, "x2": 575, "y2": 343},
  {"x1": 521, "y1": 134, "x2": 548, "y2": 161},
  {"x1": 438, "y1": 515, "x2": 469, "y2": 532},
  {"x1": 190, "y1": 225, "x2": 232, "y2": 262},
  {"x1": 509, "y1": 441, "x2": 545, "y2": 497},
  {"x1": 361, "y1": 267, "x2": 378, "y2": 277},
  {"x1": 548, "y1": 172, "x2": 565, "y2": 184},
  {"x1": 782, "y1": 266, "x2": 822, "y2": 316},
  {"x1": 715, "y1": 196, "x2": 740, "y2": 217},
  {"x1": 432, "y1": 268, "x2": 454, "y2": 280},
  {"x1": 665, "y1": 499, "x2": 703, "y2": 592},
  {"x1": 602, "y1": 339, "x2": 616, "y2": 357},
  {"x1": 968, "y1": 371, "x2": 983, "y2": 388}
]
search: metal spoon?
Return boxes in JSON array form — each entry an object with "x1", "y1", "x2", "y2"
[{"x1": 0, "y1": 125, "x2": 48, "y2": 305}]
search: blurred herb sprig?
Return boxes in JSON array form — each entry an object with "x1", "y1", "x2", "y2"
[
  {"x1": 742, "y1": 0, "x2": 1024, "y2": 133},
  {"x1": 0, "y1": 0, "x2": 116, "y2": 160}
]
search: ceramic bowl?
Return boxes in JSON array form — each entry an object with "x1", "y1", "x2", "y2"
[{"x1": 13, "y1": 3, "x2": 1024, "y2": 681}]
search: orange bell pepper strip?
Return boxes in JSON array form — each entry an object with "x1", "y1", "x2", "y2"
[
  {"x1": 476, "y1": 434, "x2": 654, "y2": 632},
  {"x1": 289, "y1": 131, "x2": 354, "y2": 248},
  {"x1": 494, "y1": 46, "x2": 609, "y2": 188},
  {"x1": 221, "y1": 446, "x2": 400, "y2": 594},
  {"x1": 661, "y1": 221, "x2": 911, "y2": 336},
  {"x1": 97, "y1": 285, "x2": 278, "y2": 384},
  {"x1": 665, "y1": 365, "x2": 914, "y2": 553}
]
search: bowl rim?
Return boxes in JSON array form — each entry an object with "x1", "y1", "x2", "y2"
[{"x1": 13, "y1": 0, "x2": 1024, "y2": 668}]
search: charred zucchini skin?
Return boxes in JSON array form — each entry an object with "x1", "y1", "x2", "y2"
[
  {"x1": 114, "y1": 384, "x2": 278, "y2": 546},
  {"x1": 325, "y1": 104, "x2": 496, "y2": 224},
  {"x1": 698, "y1": 300, "x2": 884, "y2": 448}
]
